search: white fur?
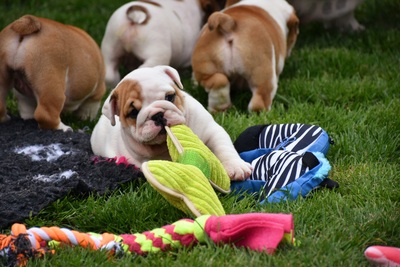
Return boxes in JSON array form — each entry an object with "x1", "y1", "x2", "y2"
[
  {"x1": 91, "y1": 66, "x2": 252, "y2": 181},
  {"x1": 231, "y1": 0, "x2": 295, "y2": 36},
  {"x1": 101, "y1": 0, "x2": 207, "y2": 87}
]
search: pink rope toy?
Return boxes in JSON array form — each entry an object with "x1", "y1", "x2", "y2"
[{"x1": 0, "y1": 213, "x2": 295, "y2": 266}]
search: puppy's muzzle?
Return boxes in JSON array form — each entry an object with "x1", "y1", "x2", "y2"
[{"x1": 151, "y1": 112, "x2": 167, "y2": 127}]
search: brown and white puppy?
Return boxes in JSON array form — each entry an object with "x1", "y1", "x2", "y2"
[
  {"x1": 191, "y1": 0, "x2": 299, "y2": 112},
  {"x1": 287, "y1": 0, "x2": 365, "y2": 31},
  {"x1": 0, "y1": 15, "x2": 106, "y2": 131},
  {"x1": 91, "y1": 65, "x2": 252, "y2": 181},
  {"x1": 101, "y1": 0, "x2": 222, "y2": 88}
]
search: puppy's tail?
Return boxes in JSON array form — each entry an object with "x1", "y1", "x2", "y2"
[
  {"x1": 126, "y1": 5, "x2": 150, "y2": 25},
  {"x1": 10, "y1": 15, "x2": 41, "y2": 36},
  {"x1": 207, "y1": 12, "x2": 236, "y2": 35}
]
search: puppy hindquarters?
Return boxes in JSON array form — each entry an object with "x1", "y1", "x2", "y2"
[
  {"x1": 102, "y1": 4, "x2": 184, "y2": 88},
  {"x1": 288, "y1": 0, "x2": 365, "y2": 31},
  {"x1": 3, "y1": 15, "x2": 105, "y2": 130},
  {"x1": 193, "y1": 8, "x2": 281, "y2": 112}
]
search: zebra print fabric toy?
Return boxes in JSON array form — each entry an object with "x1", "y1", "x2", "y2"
[{"x1": 231, "y1": 124, "x2": 338, "y2": 203}]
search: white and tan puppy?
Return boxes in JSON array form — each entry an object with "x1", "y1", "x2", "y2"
[
  {"x1": 0, "y1": 15, "x2": 106, "y2": 131},
  {"x1": 101, "y1": 0, "x2": 222, "y2": 88},
  {"x1": 91, "y1": 65, "x2": 252, "y2": 181},
  {"x1": 287, "y1": 0, "x2": 365, "y2": 31},
  {"x1": 191, "y1": 0, "x2": 299, "y2": 112}
]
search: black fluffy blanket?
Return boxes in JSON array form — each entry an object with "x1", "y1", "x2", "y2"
[{"x1": 0, "y1": 118, "x2": 144, "y2": 229}]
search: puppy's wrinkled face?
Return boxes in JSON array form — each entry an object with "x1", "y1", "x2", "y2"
[{"x1": 107, "y1": 67, "x2": 186, "y2": 145}]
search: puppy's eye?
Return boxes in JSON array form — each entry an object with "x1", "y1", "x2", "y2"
[
  {"x1": 128, "y1": 105, "x2": 139, "y2": 119},
  {"x1": 165, "y1": 93, "x2": 176, "y2": 102},
  {"x1": 128, "y1": 108, "x2": 139, "y2": 119}
]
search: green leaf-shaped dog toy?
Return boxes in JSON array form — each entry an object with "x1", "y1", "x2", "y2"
[{"x1": 142, "y1": 124, "x2": 231, "y2": 217}]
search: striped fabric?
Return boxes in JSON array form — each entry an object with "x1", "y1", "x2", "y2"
[
  {"x1": 232, "y1": 123, "x2": 333, "y2": 201},
  {"x1": 249, "y1": 150, "x2": 308, "y2": 195},
  {"x1": 249, "y1": 124, "x2": 330, "y2": 197},
  {"x1": 259, "y1": 124, "x2": 325, "y2": 154}
]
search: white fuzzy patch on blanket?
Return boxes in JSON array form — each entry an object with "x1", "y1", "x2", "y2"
[
  {"x1": 33, "y1": 170, "x2": 77, "y2": 183},
  {"x1": 14, "y1": 143, "x2": 72, "y2": 162}
]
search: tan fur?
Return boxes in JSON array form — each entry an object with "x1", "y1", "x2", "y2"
[
  {"x1": 109, "y1": 80, "x2": 143, "y2": 127},
  {"x1": 11, "y1": 16, "x2": 41, "y2": 35},
  {"x1": 0, "y1": 15, "x2": 106, "y2": 130},
  {"x1": 108, "y1": 73, "x2": 185, "y2": 129},
  {"x1": 192, "y1": 0, "x2": 298, "y2": 112}
]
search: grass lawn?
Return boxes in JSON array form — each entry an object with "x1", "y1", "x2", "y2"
[{"x1": 0, "y1": 0, "x2": 399, "y2": 266}]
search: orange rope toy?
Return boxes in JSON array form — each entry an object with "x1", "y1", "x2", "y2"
[{"x1": 0, "y1": 213, "x2": 295, "y2": 266}]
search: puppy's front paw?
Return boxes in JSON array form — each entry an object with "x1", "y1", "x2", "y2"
[
  {"x1": 223, "y1": 159, "x2": 252, "y2": 181},
  {"x1": 57, "y1": 122, "x2": 73, "y2": 132}
]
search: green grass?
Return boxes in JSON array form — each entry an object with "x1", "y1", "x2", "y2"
[{"x1": 1, "y1": 0, "x2": 400, "y2": 266}]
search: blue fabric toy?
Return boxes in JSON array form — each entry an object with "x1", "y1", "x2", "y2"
[{"x1": 230, "y1": 124, "x2": 338, "y2": 203}]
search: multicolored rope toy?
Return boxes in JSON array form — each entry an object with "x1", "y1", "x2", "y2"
[{"x1": 0, "y1": 213, "x2": 295, "y2": 266}]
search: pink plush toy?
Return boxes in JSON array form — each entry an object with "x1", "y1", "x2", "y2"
[{"x1": 364, "y1": 246, "x2": 400, "y2": 267}]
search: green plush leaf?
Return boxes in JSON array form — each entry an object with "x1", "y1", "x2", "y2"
[
  {"x1": 167, "y1": 125, "x2": 231, "y2": 193},
  {"x1": 142, "y1": 161, "x2": 225, "y2": 217}
]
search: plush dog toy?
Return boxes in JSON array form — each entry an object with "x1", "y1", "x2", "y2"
[
  {"x1": 364, "y1": 245, "x2": 400, "y2": 267},
  {"x1": 142, "y1": 124, "x2": 231, "y2": 217},
  {"x1": 231, "y1": 123, "x2": 339, "y2": 203}
]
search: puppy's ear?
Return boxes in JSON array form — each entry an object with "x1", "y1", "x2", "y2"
[
  {"x1": 163, "y1": 66, "x2": 184, "y2": 90},
  {"x1": 102, "y1": 90, "x2": 119, "y2": 126}
]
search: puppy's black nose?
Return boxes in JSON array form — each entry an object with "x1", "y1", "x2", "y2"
[{"x1": 151, "y1": 112, "x2": 167, "y2": 127}]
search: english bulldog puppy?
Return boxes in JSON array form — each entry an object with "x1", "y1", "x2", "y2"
[
  {"x1": 287, "y1": 0, "x2": 365, "y2": 31},
  {"x1": 191, "y1": 0, "x2": 299, "y2": 112},
  {"x1": 0, "y1": 15, "x2": 106, "y2": 131},
  {"x1": 101, "y1": 0, "x2": 222, "y2": 88},
  {"x1": 90, "y1": 65, "x2": 252, "y2": 181}
]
